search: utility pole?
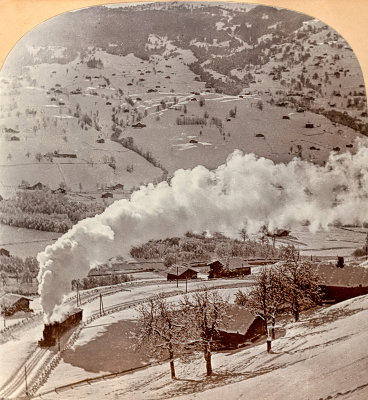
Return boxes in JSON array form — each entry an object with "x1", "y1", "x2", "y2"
[
  {"x1": 58, "y1": 327, "x2": 60, "y2": 352},
  {"x1": 24, "y1": 366, "x2": 29, "y2": 396},
  {"x1": 76, "y1": 281, "x2": 79, "y2": 307},
  {"x1": 99, "y1": 293, "x2": 104, "y2": 316}
]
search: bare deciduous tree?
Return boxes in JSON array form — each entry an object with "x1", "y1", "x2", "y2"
[
  {"x1": 182, "y1": 289, "x2": 229, "y2": 376},
  {"x1": 136, "y1": 294, "x2": 187, "y2": 379},
  {"x1": 282, "y1": 260, "x2": 321, "y2": 322},
  {"x1": 35, "y1": 152, "x2": 42, "y2": 162},
  {"x1": 235, "y1": 266, "x2": 284, "y2": 351}
]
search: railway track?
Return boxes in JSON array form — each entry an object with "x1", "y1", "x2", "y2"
[
  {"x1": 0, "y1": 279, "x2": 169, "y2": 343},
  {"x1": 1, "y1": 279, "x2": 254, "y2": 398},
  {"x1": 0, "y1": 347, "x2": 49, "y2": 399}
]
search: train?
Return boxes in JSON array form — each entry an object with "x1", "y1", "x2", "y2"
[{"x1": 38, "y1": 308, "x2": 83, "y2": 347}]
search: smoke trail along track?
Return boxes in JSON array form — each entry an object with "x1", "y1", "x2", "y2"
[{"x1": 37, "y1": 146, "x2": 368, "y2": 322}]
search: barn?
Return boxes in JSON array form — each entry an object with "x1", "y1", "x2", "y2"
[
  {"x1": 212, "y1": 305, "x2": 266, "y2": 350},
  {"x1": 27, "y1": 182, "x2": 49, "y2": 191},
  {"x1": 208, "y1": 259, "x2": 251, "y2": 279},
  {"x1": 132, "y1": 122, "x2": 146, "y2": 128},
  {"x1": 0, "y1": 294, "x2": 32, "y2": 316},
  {"x1": 167, "y1": 266, "x2": 198, "y2": 281},
  {"x1": 0, "y1": 248, "x2": 10, "y2": 257},
  {"x1": 108, "y1": 183, "x2": 124, "y2": 191},
  {"x1": 316, "y1": 263, "x2": 368, "y2": 304}
]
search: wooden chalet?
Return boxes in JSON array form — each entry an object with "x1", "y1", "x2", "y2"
[
  {"x1": 27, "y1": 182, "x2": 49, "y2": 191},
  {"x1": 0, "y1": 248, "x2": 10, "y2": 257},
  {"x1": 52, "y1": 187, "x2": 66, "y2": 194},
  {"x1": 0, "y1": 294, "x2": 32, "y2": 316},
  {"x1": 107, "y1": 183, "x2": 124, "y2": 191},
  {"x1": 52, "y1": 152, "x2": 77, "y2": 158},
  {"x1": 213, "y1": 305, "x2": 266, "y2": 350},
  {"x1": 315, "y1": 263, "x2": 368, "y2": 304},
  {"x1": 167, "y1": 266, "x2": 198, "y2": 281},
  {"x1": 208, "y1": 259, "x2": 251, "y2": 279},
  {"x1": 4, "y1": 127, "x2": 19, "y2": 134},
  {"x1": 132, "y1": 122, "x2": 146, "y2": 128}
]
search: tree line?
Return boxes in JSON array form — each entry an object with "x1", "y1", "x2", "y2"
[
  {"x1": 71, "y1": 273, "x2": 133, "y2": 291},
  {"x1": 0, "y1": 190, "x2": 105, "y2": 233},
  {"x1": 130, "y1": 231, "x2": 290, "y2": 266}
]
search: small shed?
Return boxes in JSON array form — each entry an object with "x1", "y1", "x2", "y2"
[
  {"x1": 0, "y1": 294, "x2": 32, "y2": 316},
  {"x1": 101, "y1": 192, "x2": 113, "y2": 199},
  {"x1": 132, "y1": 122, "x2": 146, "y2": 128},
  {"x1": 208, "y1": 259, "x2": 251, "y2": 279},
  {"x1": 167, "y1": 266, "x2": 198, "y2": 281},
  {"x1": 213, "y1": 305, "x2": 266, "y2": 350},
  {"x1": 28, "y1": 182, "x2": 49, "y2": 191},
  {"x1": 0, "y1": 248, "x2": 10, "y2": 257},
  {"x1": 52, "y1": 187, "x2": 66, "y2": 194},
  {"x1": 109, "y1": 183, "x2": 124, "y2": 191}
]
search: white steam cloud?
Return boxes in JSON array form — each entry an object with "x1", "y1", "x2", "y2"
[{"x1": 37, "y1": 144, "x2": 368, "y2": 322}]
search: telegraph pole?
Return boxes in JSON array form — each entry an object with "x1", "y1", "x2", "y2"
[
  {"x1": 24, "y1": 366, "x2": 29, "y2": 396},
  {"x1": 99, "y1": 293, "x2": 104, "y2": 316},
  {"x1": 58, "y1": 327, "x2": 60, "y2": 352},
  {"x1": 76, "y1": 281, "x2": 79, "y2": 307}
]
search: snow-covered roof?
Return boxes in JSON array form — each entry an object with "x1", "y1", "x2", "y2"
[{"x1": 0, "y1": 294, "x2": 31, "y2": 308}]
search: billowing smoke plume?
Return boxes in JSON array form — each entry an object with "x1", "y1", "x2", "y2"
[{"x1": 37, "y1": 143, "x2": 368, "y2": 321}]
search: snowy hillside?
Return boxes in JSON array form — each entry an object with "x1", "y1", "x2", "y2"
[{"x1": 37, "y1": 294, "x2": 368, "y2": 399}]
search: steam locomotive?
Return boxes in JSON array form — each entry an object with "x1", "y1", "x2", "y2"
[{"x1": 39, "y1": 308, "x2": 83, "y2": 347}]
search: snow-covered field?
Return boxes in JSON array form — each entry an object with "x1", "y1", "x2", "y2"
[
  {"x1": 0, "y1": 279, "x2": 249, "y2": 396},
  {"x1": 35, "y1": 294, "x2": 368, "y2": 400}
]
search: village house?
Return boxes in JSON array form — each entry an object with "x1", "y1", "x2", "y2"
[
  {"x1": 4, "y1": 127, "x2": 19, "y2": 134},
  {"x1": 52, "y1": 187, "x2": 66, "y2": 194},
  {"x1": 106, "y1": 183, "x2": 124, "y2": 191},
  {"x1": 316, "y1": 262, "x2": 368, "y2": 303},
  {"x1": 132, "y1": 122, "x2": 146, "y2": 129},
  {"x1": 0, "y1": 294, "x2": 32, "y2": 316},
  {"x1": 167, "y1": 266, "x2": 198, "y2": 281},
  {"x1": 208, "y1": 259, "x2": 251, "y2": 279},
  {"x1": 51, "y1": 151, "x2": 77, "y2": 158},
  {"x1": 213, "y1": 305, "x2": 266, "y2": 350},
  {"x1": 0, "y1": 248, "x2": 10, "y2": 257},
  {"x1": 26, "y1": 182, "x2": 49, "y2": 191}
]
